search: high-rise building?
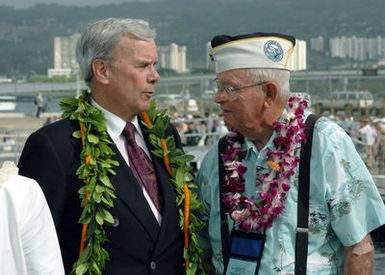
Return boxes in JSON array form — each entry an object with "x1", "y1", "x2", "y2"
[
  {"x1": 288, "y1": 39, "x2": 307, "y2": 71},
  {"x1": 310, "y1": 36, "x2": 325, "y2": 52},
  {"x1": 158, "y1": 43, "x2": 187, "y2": 73},
  {"x1": 329, "y1": 36, "x2": 385, "y2": 61},
  {"x1": 48, "y1": 33, "x2": 80, "y2": 77}
]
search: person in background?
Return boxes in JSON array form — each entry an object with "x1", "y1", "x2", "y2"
[
  {"x1": 34, "y1": 92, "x2": 46, "y2": 118},
  {"x1": 215, "y1": 117, "x2": 229, "y2": 137},
  {"x1": 196, "y1": 32, "x2": 385, "y2": 274},
  {"x1": 173, "y1": 117, "x2": 188, "y2": 145},
  {"x1": 18, "y1": 18, "x2": 185, "y2": 274},
  {"x1": 374, "y1": 120, "x2": 385, "y2": 174},
  {"x1": 0, "y1": 161, "x2": 64, "y2": 275},
  {"x1": 358, "y1": 118, "x2": 377, "y2": 168},
  {"x1": 186, "y1": 121, "x2": 201, "y2": 146},
  {"x1": 337, "y1": 113, "x2": 352, "y2": 135}
]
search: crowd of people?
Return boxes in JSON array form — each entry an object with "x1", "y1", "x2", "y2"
[
  {"x1": 171, "y1": 111, "x2": 385, "y2": 177},
  {"x1": 172, "y1": 112, "x2": 229, "y2": 147},
  {"x1": 336, "y1": 115, "x2": 385, "y2": 173},
  {"x1": 1, "y1": 17, "x2": 384, "y2": 275}
]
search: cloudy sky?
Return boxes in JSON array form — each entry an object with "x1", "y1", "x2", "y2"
[{"x1": 0, "y1": 0, "x2": 155, "y2": 9}]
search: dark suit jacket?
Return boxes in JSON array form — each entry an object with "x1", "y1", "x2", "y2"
[{"x1": 18, "y1": 118, "x2": 183, "y2": 274}]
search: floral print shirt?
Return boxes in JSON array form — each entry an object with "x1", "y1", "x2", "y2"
[{"x1": 196, "y1": 115, "x2": 385, "y2": 275}]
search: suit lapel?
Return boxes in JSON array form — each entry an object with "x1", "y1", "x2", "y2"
[
  {"x1": 109, "y1": 142, "x2": 160, "y2": 243},
  {"x1": 153, "y1": 156, "x2": 182, "y2": 256},
  {"x1": 140, "y1": 123, "x2": 182, "y2": 256}
]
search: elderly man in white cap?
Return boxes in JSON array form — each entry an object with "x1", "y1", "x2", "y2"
[{"x1": 196, "y1": 32, "x2": 385, "y2": 275}]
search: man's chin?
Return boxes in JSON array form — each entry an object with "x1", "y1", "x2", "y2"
[
  {"x1": 223, "y1": 119, "x2": 235, "y2": 131},
  {"x1": 140, "y1": 101, "x2": 151, "y2": 113}
]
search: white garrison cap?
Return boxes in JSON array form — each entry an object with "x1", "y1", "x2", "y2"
[{"x1": 209, "y1": 32, "x2": 296, "y2": 73}]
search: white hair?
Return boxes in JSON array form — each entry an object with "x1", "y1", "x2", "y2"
[
  {"x1": 247, "y1": 68, "x2": 291, "y2": 102},
  {"x1": 76, "y1": 18, "x2": 156, "y2": 87}
]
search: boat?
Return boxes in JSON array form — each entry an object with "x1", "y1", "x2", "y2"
[{"x1": 0, "y1": 96, "x2": 16, "y2": 111}]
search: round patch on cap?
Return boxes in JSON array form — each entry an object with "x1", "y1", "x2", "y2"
[{"x1": 264, "y1": 40, "x2": 284, "y2": 62}]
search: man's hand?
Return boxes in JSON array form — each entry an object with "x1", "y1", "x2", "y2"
[{"x1": 344, "y1": 234, "x2": 374, "y2": 275}]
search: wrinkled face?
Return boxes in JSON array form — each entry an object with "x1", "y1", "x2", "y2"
[
  {"x1": 214, "y1": 69, "x2": 267, "y2": 137},
  {"x1": 106, "y1": 36, "x2": 160, "y2": 121}
]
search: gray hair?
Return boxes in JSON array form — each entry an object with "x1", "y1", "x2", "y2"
[
  {"x1": 247, "y1": 69, "x2": 291, "y2": 102},
  {"x1": 76, "y1": 18, "x2": 156, "y2": 87}
]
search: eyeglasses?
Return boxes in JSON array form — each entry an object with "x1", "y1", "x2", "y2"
[{"x1": 214, "y1": 79, "x2": 266, "y2": 100}]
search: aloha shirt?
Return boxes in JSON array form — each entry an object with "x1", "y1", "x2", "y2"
[{"x1": 196, "y1": 113, "x2": 385, "y2": 275}]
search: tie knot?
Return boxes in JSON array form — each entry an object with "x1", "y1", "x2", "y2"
[{"x1": 123, "y1": 122, "x2": 136, "y2": 141}]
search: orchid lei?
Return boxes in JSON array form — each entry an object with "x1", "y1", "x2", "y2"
[{"x1": 221, "y1": 94, "x2": 309, "y2": 233}]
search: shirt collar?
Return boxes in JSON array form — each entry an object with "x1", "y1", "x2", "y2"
[
  {"x1": 244, "y1": 132, "x2": 277, "y2": 160},
  {"x1": 91, "y1": 98, "x2": 144, "y2": 140}
]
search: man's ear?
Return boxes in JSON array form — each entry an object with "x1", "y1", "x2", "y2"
[
  {"x1": 263, "y1": 82, "x2": 278, "y2": 108},
  {"x1": 92, "y1": 59, "x2": 110, "y2": 85}
]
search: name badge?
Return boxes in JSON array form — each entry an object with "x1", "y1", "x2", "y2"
[{"x1": 225, "y1": 229, "x2": 265, "y2": 275}]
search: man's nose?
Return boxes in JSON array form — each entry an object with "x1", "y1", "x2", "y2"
[
  {"x1": 214, "y1": 89, "x2": 228, "y2": 104},
  {"x1": 148, "y1": 66, "x2": 160, "y2": 83}
]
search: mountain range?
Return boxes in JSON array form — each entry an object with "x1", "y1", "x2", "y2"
[{"x1": 1, "y1": 0, "x2": 385, "y2": 76}]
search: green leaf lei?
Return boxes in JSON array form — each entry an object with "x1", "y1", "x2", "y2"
[
  {"x1": 60, "y1": 90, "x2": 206, "y2": 274},
  {"x1": 61, "y1": 91, "x2": 119, "y2": 275},
  {"x1": 141, "y1": 100, "x2": 206, "y2": 274}
]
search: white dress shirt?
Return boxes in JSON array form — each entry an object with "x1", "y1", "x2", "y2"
[
  {"x1": 0, "y1": 162, "x2": 65, "y2": 275},
  {"x1": 92, "y1": 99, "x2": 162, "y2": 224}
]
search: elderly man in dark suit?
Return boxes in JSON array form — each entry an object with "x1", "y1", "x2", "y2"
[{"x1": 18, "y1": 18, "x2": 184, "y2": 274}]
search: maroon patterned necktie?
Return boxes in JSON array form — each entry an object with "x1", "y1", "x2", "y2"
[{"x1": 122, "y1": 122, "x2": 161, "y2": 212}]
